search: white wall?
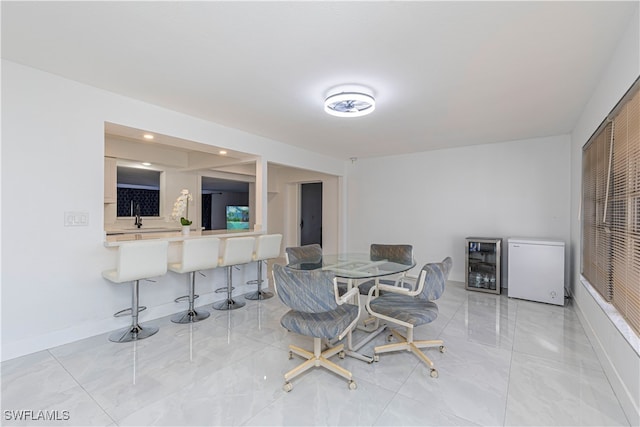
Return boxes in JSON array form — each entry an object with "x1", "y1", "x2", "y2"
[
  {"x1": 266, "y1": 164, "x2": 341, "y2": 256},
  {"x1": 569, "y1": 5, "x2": 639, "y2": 425},
  {"x1": 0, "y1": 60, "x2": 346, "y2": 361},
  {"x1": 346, "y1": 135, "x2": 571, "y2": 283}
]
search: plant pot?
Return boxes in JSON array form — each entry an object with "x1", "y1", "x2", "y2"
[{"x1": 181, "y1": 225, "x2": 190, "y2": 236}]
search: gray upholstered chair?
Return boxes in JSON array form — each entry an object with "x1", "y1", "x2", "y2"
[
  {"x1": 365, "y1": 257, "x2": 452, "y2": 378},
  {"x1": 272, "y1": 264, "x2": 360, "y2": 392},
  {"x1": 358, "y1": 244, "x2": 414, "y2": 296},
  {"x1": 357, "y1": 244, "x2": 414, "y2": 332},
  {"x1": 284, "y1": 243, "x2": 322, "y2": 264},
  {"x1": 285, "y1": 244, "x2": 350, "y2": 297}
]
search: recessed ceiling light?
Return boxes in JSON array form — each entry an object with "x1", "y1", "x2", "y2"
[
  {"x1": 141, "y1": 162, "x2": 152, "y2": 166},
  {"x1": 143, "y1": 134, "x2": 154, "y2": 140},
  {"x1": 324, "y1": 86, "x2": 375, "y2": 118},
  {"x1": 219, "y1": 150, "x2": 227, "y2": 155}
]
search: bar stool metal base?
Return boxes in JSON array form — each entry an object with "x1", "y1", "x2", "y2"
[
  {"x1": 172, "y1": 271, "x2": 211, "y2": 324},
  {"x1": 244, "y1": 290, "x2": 274, "y2": 300},
  {"x1": 212, "y1": 298, "x2": 245, "y2": 311},
  {"x1": 245, "y1": 260, "x2": 273, "y2": 300},
  {"x1": 213, "y1": 265, "x2": 246, "y2": 310},
  {"x1": 110, "y1": 279, "x2": 159, "y2": 343},
  {"x1": 109, "y1": 324, "x2": 159, "y2": 343},
  {"x1": 171, "y1": 309, "x2": 210, "y2": 324}
]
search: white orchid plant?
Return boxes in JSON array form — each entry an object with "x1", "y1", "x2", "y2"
[{"x1": 172, "y1": 189, "x2": 193, "y2": 226}]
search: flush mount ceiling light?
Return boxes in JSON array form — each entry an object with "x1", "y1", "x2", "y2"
[{"x1": 324, "y1": 86, "x2": 375, "y2": 118}]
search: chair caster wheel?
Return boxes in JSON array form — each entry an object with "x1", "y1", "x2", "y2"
[
  {"x1": 338, "y1": 351, "x2": 346, "y2": 359},
  {"x1": 283, "y1": 382, "x2": 293, "y2": 392},
  {"x1": 430, "y1": 369, "x2": 439, "y2": 378},
  {"x1": 348, "y1": 380, "x2": 357, "y2": 390},
  {"x1": 439, "y1": 345, "x2": 446, "y2": 353},
  {"x1": 386, "y1": 334, "x2": 394, "y2": 342},
  {"x1": 288, "y1": 351, "x2": 293, "y2": 360},
  {"x1": 372, "y1": 355, "x2": 380, "y2": 363}
]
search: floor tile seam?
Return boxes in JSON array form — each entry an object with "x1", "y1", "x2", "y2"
[
  {"x1": 214, "y1": 377, "x2": 290, "y2": 427},
  {"x1": 434, "y1": 296, "x2": 467, "y2": 341},
  {"x1": 369, "y1": 388, "x2": 401, "y2": 427},
  {"x1": 501, "y1": 300, "x2": 518, "y2": 427},
  {"x1": 111, "y1": 344, "x2": 222, "y2": 371},
  {"x1": 237, "y1": 395, "x2": 290, "y2": 427},
  {"x1": 209, "y1": 342, "x2": 291, "y2": 375},
  {"x1": 130, "y1": 350, "x2": 226, "y2": 380},
  {"x1": 106, "y1": 378, "x2": 191, "y2": 426},
  {"x1": 391, "y1": 382, "x2": 505, "y2": 427},
  {"x1": 166, "y1": 318, "x2": 278, "y2": 341},
  {"x1": 377, "y1": 389, "x2": 482, "y2": 427},
  {"x1": 510, "y1": 347, "x2": 605, "y2": 374},
  {"x1": 46, "y1": 349, "x2": 118, "y2": 426},
  {"x1": 157, "y1": 328, "x2": 265, "y2": 352},
  {"x1": 436, "y1": 333, "x2": 514, "y2": 364},
  {"x1": 334, "y1": 372, "x2": 400, "y2": 425},
  {"x1": 235, "y1": 329, "x2": 292, "y2": 348},
  {"x1": 354, "y1": 364, "x2": 410, "y2": 396},
  {"x1": 570, "y1": 323, "x2": 633, "y2": 427},
  {"x1": 545, "y1": 340, "x2": 632, "y2": 427}
]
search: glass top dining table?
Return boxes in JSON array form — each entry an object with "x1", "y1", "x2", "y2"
[
  {"x1": 286, "y1": 252, "x2": 415, "y2": 280},
  {"x1": 286, "y1": 252, "x2": 416, "y2": 363}
]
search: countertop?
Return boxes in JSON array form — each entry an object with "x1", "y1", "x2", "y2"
[
  {"x1": 104, "y1": 229, "x2": 264, "y2": 247},
  {"x1": 105, "y1": 226, "x2": 182, "y2": 235}
]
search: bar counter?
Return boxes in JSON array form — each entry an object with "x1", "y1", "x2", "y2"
[{"x1": 104, "y1": 228, "x2": 264, "y2": 247}]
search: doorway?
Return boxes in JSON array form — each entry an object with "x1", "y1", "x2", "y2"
[{"x1": 300, "y1": 182, "x2": 322, "y2": 246}]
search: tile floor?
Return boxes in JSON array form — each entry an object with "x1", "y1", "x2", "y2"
[{"x1": 1, "y1": 281, "x2": 631, "y2": 426}]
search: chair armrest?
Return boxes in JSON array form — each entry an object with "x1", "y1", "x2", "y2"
[
  {"x1": 367, "y1": 270, "x2": 426, "y2": 300},
  {"x1": 335, "y1": 280, "x2": 361, "y2": 340},
  {"x1": 337, "y1": 285, "x2": 360, "y2": 305},
  {"x1": 396, "y1": 273, "x2": 418, "y2": 290},
  {"x1": 367, "y1": 282, "x2": 412, "y2": 300},
  {"x1": 364, "y1": 281, "x2": 414, "y2": 330}
]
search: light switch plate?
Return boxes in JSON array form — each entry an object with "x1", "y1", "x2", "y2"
[{"x1": 64, "y1": 211, "x2": 89, "y2": 226}]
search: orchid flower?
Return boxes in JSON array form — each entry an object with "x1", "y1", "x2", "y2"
[{"x1": 171, "y1": 189, "x2": 193, "y2": 225}]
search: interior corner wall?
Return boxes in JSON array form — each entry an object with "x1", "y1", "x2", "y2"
[
  {"x1": 568, "y1": 5, "x2": 640, "y2": 425},
  {"x1": 0, "y1": 59, "x2": 346, "y2": 361},
  {"x1": 346, "y1": 135, "x2": 571, "y2": 284},
  {"x1": 266, "y1": 166, "x2": 341, "y2": 256}
]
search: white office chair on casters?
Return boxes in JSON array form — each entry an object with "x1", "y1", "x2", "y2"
[
  {"x1": 245, "y1": 234, "x2": 282, "y2": 300},
  {"x1": 169, "y1": 237, "x2": 220, "y2": 323},
  {"x1": 213, "y1": 236, "x2": 256, "y2": 310},
  {"x1": 102, "y1": 240, "x2": 168, "y2": 343}
]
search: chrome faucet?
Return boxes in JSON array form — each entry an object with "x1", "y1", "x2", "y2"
[{"x1": 134, "y1": 203, "x2": 142, "y2": 228}]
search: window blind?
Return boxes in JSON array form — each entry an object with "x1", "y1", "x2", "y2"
[
  {"x1": 582, "y1": 81, "x2": 640, "y2": 336},
  {"x1": 583, "y1": 122, "x2": 613, "y2": 301}
]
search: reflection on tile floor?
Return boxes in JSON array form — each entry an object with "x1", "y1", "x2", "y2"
[{"x1": 1, "y1": 281, "x2": 630, "y2": 426}]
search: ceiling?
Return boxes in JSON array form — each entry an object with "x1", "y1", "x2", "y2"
[{"x1": 2, "y1": 1, "x2": 637, "y2": 160}]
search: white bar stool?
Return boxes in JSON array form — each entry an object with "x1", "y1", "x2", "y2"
[
  {"x1": 169, "y1": 237, "x2": 220, "y2": 323},
  {"x1": 245, "y1": 234, "x2": 283, "y2": 301},
  {"x1": 102, "y1": 240, "x2": 168, "y2": 343},
  {"x1": 213, "y1": 236, "x2": 256, "y2": 311}
]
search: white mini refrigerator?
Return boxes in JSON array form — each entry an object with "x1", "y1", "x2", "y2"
[{"x1": 507, "y1": 238, "x2": 565, "y2": 306}]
